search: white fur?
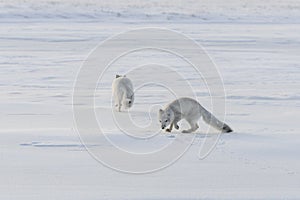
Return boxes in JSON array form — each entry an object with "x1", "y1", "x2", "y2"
[
  {"x1": 112, "y1": 75, "x2": 134, "y2": 112},
  {"x1": 158, "y1": 97, "x2": 233, "y2": 133}
]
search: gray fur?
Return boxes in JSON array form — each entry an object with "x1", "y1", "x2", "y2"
[{"x1": 158, "y1": 97, "x2": 233, "y2": 133}]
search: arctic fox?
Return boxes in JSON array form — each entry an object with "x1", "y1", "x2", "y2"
[
  {"x1": 158, "y1": 97, "x2": 233, "y2": 133},
  {"x1": 112, "y1": 75, "x2": 134, "y2": 112}
]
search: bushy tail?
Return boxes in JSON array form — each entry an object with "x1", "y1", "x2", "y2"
[{"x1": 201, "y1": 109, "x2": 233, "y2": 133}]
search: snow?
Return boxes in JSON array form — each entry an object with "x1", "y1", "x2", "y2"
[
  {"x1": 1, "y1": 0, "x2": 300, "y2": 23},
  {"x1": 0, "y1": 0, "x2": 300, "y2": 199}
]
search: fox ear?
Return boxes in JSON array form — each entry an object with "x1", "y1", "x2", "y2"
[
  {"x1": 116, "y1": 74, "x2": 121, "y2": 78},
  {"x1": 159, "y1": 109, "x2": 164, "y2": 114}
]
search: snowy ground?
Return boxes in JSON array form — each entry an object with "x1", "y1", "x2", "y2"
[{"x1": 1, "y1": 0, "x2": 300, "y2": 199}]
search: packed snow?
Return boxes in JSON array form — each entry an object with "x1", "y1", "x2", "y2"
[{"x1": 0, "y1": 0, "x2": 300, "y2": 199}]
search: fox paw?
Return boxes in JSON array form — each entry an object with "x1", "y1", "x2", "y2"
[
  {"x1": 182, "y1": 130, "x2": 191, "y2": 133},
  {"x1": 166, "y1": 128, "x2": 172, "y2": 132}
]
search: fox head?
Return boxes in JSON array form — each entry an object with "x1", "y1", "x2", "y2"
[
  {"x1": 123, "y1": 94, "x2": 134, "y2": 109},
  {"x1": 158, "y1": 109, "x2": 174, "y2": 130}
]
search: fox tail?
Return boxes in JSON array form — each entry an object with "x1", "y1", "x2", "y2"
[{"x1": 202, "y1": 108, "x2": 233, "y2": 133}]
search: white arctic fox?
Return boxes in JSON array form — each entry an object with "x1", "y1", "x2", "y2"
[
  {"x1": 112, "y1": 75, "x2": 134, "y2": 112},
  {"x1": 158, "y1": 97, "x2": 233, "y2": 133}
]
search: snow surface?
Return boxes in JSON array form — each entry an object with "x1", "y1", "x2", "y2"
[{"x1": 0, "y1": 0, "x2": 300, "y2": 199}]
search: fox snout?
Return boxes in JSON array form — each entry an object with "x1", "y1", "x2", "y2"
[{"x1": 161, "y1": 125, "x2": 166, "y2": 129}]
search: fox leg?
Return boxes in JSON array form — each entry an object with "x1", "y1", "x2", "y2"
[
  {"x1": 173, "y1": 118, "x2": 180, "y2": 130},
  {"x1": 114, "y1": 101, "x2": 121, "y2": 112},
  {"x1": 114, "y1": 94, "x2": 121, "y2": 112},
  {"x1": 113, "y1": 94, "x2": 119, "y2": 111},
  {"x1": 117, "y1": 97, "x2": 122, "y2": 112},
  {"x1": 114, "y1": 97, "x2": 119, "y2": 110},
  {"x1": 118, "y1": 92, "x2": 125, "y2": 112},
  {"x1": 166, "y1": 123, "x2": 174, "y2": 132},
  {"x1": 166, "y1": 116, "x2": 181, "y2": 132},
  {"x1": 182, "y1": 119, "x2": 199, "y2": 133}
]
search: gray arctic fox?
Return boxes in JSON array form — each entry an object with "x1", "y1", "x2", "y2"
[{"x1": 158, "y1": 97, "x2": 233, "y2": 133}]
